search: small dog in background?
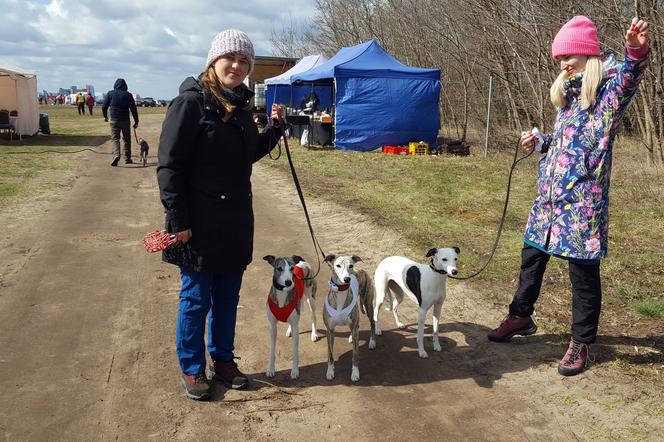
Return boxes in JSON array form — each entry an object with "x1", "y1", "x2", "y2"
[
  {"x1": 138, "y1": 137, "x2": 149, "y2": 167},
  {"x1": 373, "y1": 247, "x2": 459, "y2": 358},
  {"x1": 263, "y1": 255, "x2": 318, "y2": 379},
  {"x1": 322, "y1": 254, "x2": 375, "y2": 382}
]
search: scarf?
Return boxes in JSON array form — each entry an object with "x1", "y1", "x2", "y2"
[
  {"x1": 563, "y1": 73, "x2": 583, "y2": 100},
  {"x1": 219, "y1": 85, "x2": 250, "y2": 107}
]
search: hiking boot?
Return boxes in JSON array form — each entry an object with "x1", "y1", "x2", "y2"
[
  {"x1": 111, "y1": 156, "x2": 120, "y2": 167},
  {"x1": 558, "y1": 338, "x2": 590, "y2": 376},
  {"x1": 125, "y1": 158, "x2": 134, "y2": 164},
  {"x1": 180, "y1": 373, "x2": 211, "y2": 400},
  {"x1": 209, "y1": 359, "x2": 249, "y2": 390},
  {"x1": 488, "y1": 314, "x2": 538, "y2": 342}
]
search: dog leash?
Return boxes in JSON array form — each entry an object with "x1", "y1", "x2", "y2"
[
  {"x1": 270, "y1": 117, "x2": 328, "y2": 280},
  {"x1": 449, "y1": 139, "x2": 534, "y2": 280}
]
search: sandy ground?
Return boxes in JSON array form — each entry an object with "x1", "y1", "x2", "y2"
[{"x1": 0, "y1": 113, "x2": 662, "y2": 441}]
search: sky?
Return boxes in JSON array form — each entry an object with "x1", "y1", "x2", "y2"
[{"x1": 1, "y1": 0, "x2": 317, "y2": 99}]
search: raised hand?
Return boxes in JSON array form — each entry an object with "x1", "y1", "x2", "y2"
[{"x1": 626, "y1": 17, "x2": 649, "y2": 48}]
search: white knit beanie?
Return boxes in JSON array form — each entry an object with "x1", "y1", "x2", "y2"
[{"x1": 206, "y1": 29, "x2": 255, "y2": 73}]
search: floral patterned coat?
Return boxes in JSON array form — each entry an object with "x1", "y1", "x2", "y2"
[{"x1": 524, "y1": 47, "x2": 649, "y2": 261}]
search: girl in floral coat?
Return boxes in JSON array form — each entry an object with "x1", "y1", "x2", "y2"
[{"x1": 488, "y1": 16, "x2": 650, "y2": 376}]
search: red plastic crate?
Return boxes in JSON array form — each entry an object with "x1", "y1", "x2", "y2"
[{"x1": 383, "y1": 145, "x2": 409, "y2": 155}]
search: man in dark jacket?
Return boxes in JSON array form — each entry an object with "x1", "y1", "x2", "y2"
[{"x1": 102, "y1": 78, "x2": 139, "y2": 166}]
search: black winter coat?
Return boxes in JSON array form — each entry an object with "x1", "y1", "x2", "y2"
[
  {"x1": 102, "y1": 78, "x2": 139, "y2": 123},
  {"x1": 157, "y1": 76, "x2": 280, "y2": 272}
]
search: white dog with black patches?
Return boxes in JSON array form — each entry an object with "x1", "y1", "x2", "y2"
[
  {"x1": 373, "y1": 247, "x2": 459, "y2": 358},
  {"x1": 263, "y1": 255, "x2": 318, "y2": 379}
]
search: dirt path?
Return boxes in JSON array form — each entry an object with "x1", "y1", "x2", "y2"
[{"x1": 1, "y1": 114, "x2": 662, "y2": 441}]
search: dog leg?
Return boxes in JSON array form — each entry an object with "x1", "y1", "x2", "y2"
[
  {"x1": 267, "y1": 316, "x2": 277, "y2": 377},
  {"x1": 326, "y1": 327, "x2": 335, "y2": 381},
  {"x1": 306, "y1": 294, "x2": 318, "y2": 342},
  {"x1": 289, "y1": 314, "x2": 300, "y2": 379},
  {"x1": 432, "y1": 300, "x2": 443, "y2": 352},
  {"x1": 366, "y1": 300, "x2": 376, "y2": 350},
  {"x1": 417, "y1": 307, "x2": 429, "y2": 358},
  {"x1": 286, "y1": 324, "x2": 292, "y2": 337},
  {"x1": 373, "y1": 281, "x2": 385, "y2": 336},
  {"x1": 392, "y1": 297, "x2": 405, "y2": 329},
  {"x1": 351, "y1": 325, "x2": 360, "y2": 382}
]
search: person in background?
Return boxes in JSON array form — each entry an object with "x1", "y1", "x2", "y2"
[
  {"x1": 487, "y1": 16, "x2": 649, "y2": 376},
  {"x1": 157, "y1": 29, "x2": 284, "y2": 400},
  {"x1": 102, "y1": 78, "x2": 139, "y2": 166},
  {"x1": 75, "y1": 92, "x2": 85, "y2": 115},
  {"x1": 86, "y1": 93, "x2": 95, "y2": 115}
]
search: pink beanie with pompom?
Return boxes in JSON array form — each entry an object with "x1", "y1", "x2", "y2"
[{"x1": 551, "y1": 16, "x2": 601, "y2": 59}]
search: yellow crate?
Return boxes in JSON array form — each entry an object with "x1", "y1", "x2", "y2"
[{"x1": 408, "y1": 141, "x2": 429, "y2": 155}]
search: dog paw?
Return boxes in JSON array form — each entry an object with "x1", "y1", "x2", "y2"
[
  {"x1": 348, "y1": 334, "x2": 353, "y2": 343},
  {"x1": 351, "y1": 367, "x2": 360, "y2": 382},
  {"x1": 266, "y1": 368, "x2": 275, "y2": 378},
  {"x1": 375, "y1": 327, "x2": 382, "y2": 336},
  {"x1": 290, "y1": 368, "x2": 299, "y2": 379},
  {"x1": 397, "y1": 322, "x2": 406, "y2": 329},
  {"x1": 418, "y1": 350, "x2": 429, "y2": 359},
  {"x1": 285, "y1": 325, "x2": 292, "y2": 337},
  {"x1": 311, "y1": 331, "x2": 319, "y2": 342},
  {"x1": 433, "y1": 343, "x2": 442, "y2": 352},
  {"x1": 368, "y1": 337, "x2": 376, "y2": 350},
  {"x1": 326, "y1": 364, "x2": 335, "y2": 381}
]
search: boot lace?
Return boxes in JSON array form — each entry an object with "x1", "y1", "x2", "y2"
[{"x1": 564, "y1": 340, "x2": 588, "y2": 365}]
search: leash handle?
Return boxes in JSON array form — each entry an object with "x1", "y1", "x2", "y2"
[
  {"x1": 449, "y1": 140, "x2": 534, "y2": 280},
  {"x1": 133, "y1": 127, "x2": 139, "y2": 144}
]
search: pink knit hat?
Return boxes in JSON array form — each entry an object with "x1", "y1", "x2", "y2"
[
  {"x1": 206, "y1": 29, "x2": 255, "y2": 73},
  {"x1": 551, "y1": 16, "x2": 601, "y2": 59}
]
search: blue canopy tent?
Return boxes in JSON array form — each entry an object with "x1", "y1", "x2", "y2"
[
  {"x1": 291, "y1": 39, "x2": 441, "y2": 151},
  {"x1": 264, "y1": 54, "x2": 332, "y2": 113}
]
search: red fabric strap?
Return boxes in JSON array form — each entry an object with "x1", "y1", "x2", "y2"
[{"x1": 267, "y1": 266, "x2": 305, "y2": 322}]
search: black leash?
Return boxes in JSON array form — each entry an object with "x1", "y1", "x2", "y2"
[
  {"x1": 449, "y1": 139, "x2": 535, "y2": 280},
  {"x1": 270, "y1": 119, "x2": 327, "y2": 280}
]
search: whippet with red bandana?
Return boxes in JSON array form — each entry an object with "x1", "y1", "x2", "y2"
[
  {"x1": 263, "y1": 255, "x2": 317, "y2": 379},
  {"x1": 373, "y1": 247, "x2": 459, "y2": 358},
  {"x1": 322, "y1": 255, "x2": 375, "y2": 382}
]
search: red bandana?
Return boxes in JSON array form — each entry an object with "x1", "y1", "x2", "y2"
[{"x1": 267, "y1": 265, "x2": 305, "y2": 322}]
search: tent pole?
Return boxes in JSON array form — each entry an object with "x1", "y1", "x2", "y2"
[{"x1": 484, "y1": 75, "x2": 493, "y2": 158}]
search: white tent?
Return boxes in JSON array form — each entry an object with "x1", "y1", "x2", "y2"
[{"x1": 0, "y1": 68, "x2": 39, "y2": 136}]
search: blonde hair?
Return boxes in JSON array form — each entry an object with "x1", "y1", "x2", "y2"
[
  {"x1": 550, "y1": 56, "x2": 602, "y2": 110},
  {"x1": 201, "y1": 65, "x2": 252, "y2": 122}
]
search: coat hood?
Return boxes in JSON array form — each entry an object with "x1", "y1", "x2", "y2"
[
  {"x1": 179, "y1": 76, "x2": 203, "y2": 94},
  {"x1": 113, "y1": 78, "x2": 128, "y2": 91}
]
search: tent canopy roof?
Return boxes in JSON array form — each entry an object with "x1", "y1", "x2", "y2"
[
  {"x1": 264, "y1": 54, "x2": 329, "y2": 85},
  {"x1": 292, "y1": 39, "x2": 440, "y2": 82},
  {"x1": 0, "y1": 67, "x2": 36, "y2": 78}
]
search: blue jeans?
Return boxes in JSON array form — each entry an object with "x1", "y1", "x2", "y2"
[{"x1": 176, "y1": 267, "x2": 244, "y2": 375}]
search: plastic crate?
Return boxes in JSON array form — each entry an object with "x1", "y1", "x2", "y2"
[
  {"x1": 383, "y1": 145, "x2": 409, "y2": 155},
  {"x1": 408, "y1": 141, "x2": 430, "y2": 155}
]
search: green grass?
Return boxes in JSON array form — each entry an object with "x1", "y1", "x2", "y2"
[{"x1": 630, "y1": 300, "x2": 664, "y2": 318}]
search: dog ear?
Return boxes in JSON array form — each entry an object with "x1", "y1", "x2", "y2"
[
  {"x1": 324, "y1": 254, "x2": 336, "y2": 263},
  {"x1": 453, "y1": 246, "x2": 460, "y2": 254},
  {"x1": 351, "y1": 255, "x2": 362, "y2": 263},
  {"x1": 291, "y1": 255, "x2": 304, "y2": 264},
  {"x1": 425, "y1": 248, "x2": 437, "y2": 257},
  {"x1": 262, "y1": 255, "x2": 275, "y2": 265}
]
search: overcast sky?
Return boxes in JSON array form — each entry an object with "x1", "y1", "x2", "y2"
[{"x1": 1, "y1": 0, "x2": 317, "y2": 99}]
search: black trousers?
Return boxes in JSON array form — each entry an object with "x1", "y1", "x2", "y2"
[
  {"x1": 110, "y1": 120, "x2": 131, "y2": 160},
  {"x1": 508, "y1": 244, "x2": 602, "y2": 344}
]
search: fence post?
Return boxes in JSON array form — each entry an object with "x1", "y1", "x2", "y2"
[{"x1": 484, "y1": 75, "x2": 493, "y2": 157}]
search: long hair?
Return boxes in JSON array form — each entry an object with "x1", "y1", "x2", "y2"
[
  {"x1": 200, "y1": 65, "x2": 252, "y2": 122},
  {"x1": 550, "y1": 56, "x2": 602, "y2": 110}
]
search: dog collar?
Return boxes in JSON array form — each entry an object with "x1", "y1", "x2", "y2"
[
  {"x1": 429, "y1": 263, "x2": 447, "y2": 275},
  {"x1": 329, "y1": 280, "x2": 350, "y2": 291},
  {"x1": 272, "y1": 279, "x2": 290, "y2": 291}
]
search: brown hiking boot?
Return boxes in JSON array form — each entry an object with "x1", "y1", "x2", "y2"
[
  {"x1": 558, "y1": 338, "x2": 590, "y2": 376},
  {"x1": 488, "y1": 314, "x2": 538, "y2": 342},
  {"x1": 209, "y1": 359, "x2": 249, "y2": 390},
  {"x1": 180, "y1": 373, "x2": 211, "y2": 400}
]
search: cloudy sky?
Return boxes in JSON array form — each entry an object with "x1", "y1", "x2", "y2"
[{"x1": 1, "y1": 0, "x2": 317, "y2": 99}]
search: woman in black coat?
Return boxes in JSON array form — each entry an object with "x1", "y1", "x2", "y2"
[{"x1": 157, "y1": 29, "x2": 282, "y2": 400}]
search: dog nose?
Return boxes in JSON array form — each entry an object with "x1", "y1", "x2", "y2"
[
  {"x1": 344, "y1": 277, "x2": 351, "y2": 283},
  {"x1": 451, "y1": 269, "x2": 458, "y2": 275},
  {"x1": 285, "y1": 280, "x2": 292, "y2": 287}
]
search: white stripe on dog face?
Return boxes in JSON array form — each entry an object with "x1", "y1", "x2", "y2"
[
  {"x1": 332, "y1": 256, "x2": 354, "y2": 283},
  {"x1": 432, "y1": 248, "x2": 458, "y2": 275},
  {"x1": 274, "y1": 257, "x2": 296, "y2": 289}
]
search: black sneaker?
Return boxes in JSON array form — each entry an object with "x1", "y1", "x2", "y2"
[
  {"x1": 111, "y1": 156, "x2": 120, "y2": 167},
  {"x1": 209, "y1": 359, "x2": 249, "y2": 390},
  {"x1": 180, "y1": 373, "x2": 211, "y2": 400}
]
